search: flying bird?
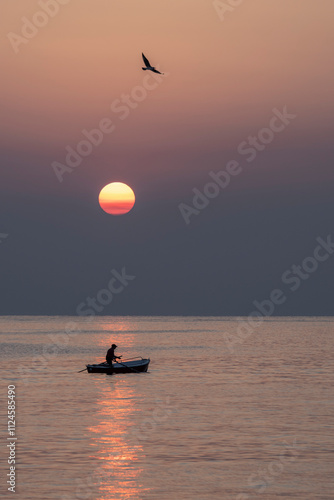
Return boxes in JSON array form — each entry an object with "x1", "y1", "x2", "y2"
[{"x1": 142, "y1": 53, "x2": 164, "y2": 74}]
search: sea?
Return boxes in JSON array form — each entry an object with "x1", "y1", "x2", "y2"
[{"x1": 0, "y1": 316, "x2": 333, "y2": 500}]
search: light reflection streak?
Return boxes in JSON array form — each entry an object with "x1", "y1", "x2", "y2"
[
  {"x1": 95, "y1": 318, "x2": 140, "y2": 354},
  {"x1": 87, "y1": 378, "x2": 148, "y2": 499}
]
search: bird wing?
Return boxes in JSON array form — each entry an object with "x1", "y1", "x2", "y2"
[
  {"x1": 152, "y1": 68, "x2": 162, "y2": 74},
  {"x1": 142, "y1": 53, "x2": 151, "y2": 67}
]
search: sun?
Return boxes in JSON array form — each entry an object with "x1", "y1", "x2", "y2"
[{"x1": 98, "y1": 182, "x2": 135, "y2": 215}]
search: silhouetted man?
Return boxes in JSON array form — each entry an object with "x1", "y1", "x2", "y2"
[{"x1": 106, "y1": 344, "x2": 122, "y2": 365}]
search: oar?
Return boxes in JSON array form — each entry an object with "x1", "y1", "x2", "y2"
[
  {"x1": 77, "y1": 361, "x2": 106, "y2": 373},
  {"x1": 115, "y1": 359, "x2": 141, "y2": 374}
]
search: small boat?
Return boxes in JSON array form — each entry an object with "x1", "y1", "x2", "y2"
[{"x1": 86, "y1": 357, "x2": 150, "y2": 374}]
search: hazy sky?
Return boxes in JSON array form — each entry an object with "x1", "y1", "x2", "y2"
[{"x1": 1, "y1": 0, "x2": 333, "y2": 315}]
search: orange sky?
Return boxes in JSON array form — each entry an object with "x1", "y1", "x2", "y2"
[
  {"x1": 0, "y1": 0, "x2": 333, "y2": 206},
  {"x1": 1, "y1": 0, "x2": 334, "y2": 154}
]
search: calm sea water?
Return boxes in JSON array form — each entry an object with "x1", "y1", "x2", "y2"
[{"x1": 0, "y1": 316, "x2": 333, "y2": 500}]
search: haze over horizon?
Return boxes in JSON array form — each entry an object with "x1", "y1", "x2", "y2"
[{"x1": 1, "y1": 0, "x2": 334, "y2": 315}]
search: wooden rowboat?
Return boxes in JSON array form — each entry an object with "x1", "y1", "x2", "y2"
[{"x1": 86, "y1": 357, "x2": 150, "y2": 374}]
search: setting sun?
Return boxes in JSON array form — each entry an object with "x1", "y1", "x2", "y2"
[{"x1": 98, "y1": 182, "x2": 135, "y2": 215}]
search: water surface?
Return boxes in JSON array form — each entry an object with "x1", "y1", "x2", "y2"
[{"x1": 0, "y1": 316, "x2": 333, "y2": 499}]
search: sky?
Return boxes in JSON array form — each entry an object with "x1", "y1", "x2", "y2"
[{"x1": 0, "y1": 0, "x2": 333, "y2": 315}]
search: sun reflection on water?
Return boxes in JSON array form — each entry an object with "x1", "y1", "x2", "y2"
[{"x1": 87, "y1": 378, "x2": 148, "y2": 500}]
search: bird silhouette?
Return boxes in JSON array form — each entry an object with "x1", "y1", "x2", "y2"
[{"x1": 142, "y1": 53, "x2": 164, "y2": 74}]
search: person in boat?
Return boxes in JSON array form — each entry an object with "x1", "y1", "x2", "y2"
[{"x1": 106, "y1": 344, "x2": 122, "y2": 365}]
